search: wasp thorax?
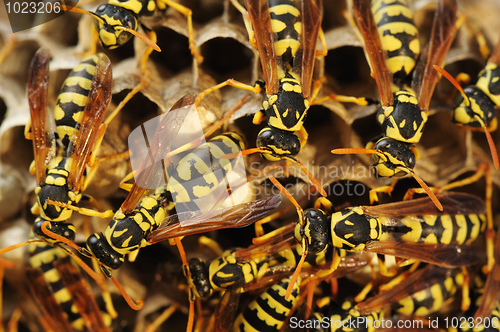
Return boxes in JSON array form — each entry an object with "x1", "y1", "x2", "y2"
[
  {"x1": 87, "y1": 233, "x2": 123, "y2": 270},
  {"x1": 38, "y1": 184, "x2": 70, "y2": 219},
  {"x1": 257, "y1": 127, "x2": 300, "y2": 160}
]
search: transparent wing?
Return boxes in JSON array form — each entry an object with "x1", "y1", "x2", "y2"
[
  {"x1": 356, "y1": 265, "x2": 455, "y2": 315},
  {"x1": 413, "y1": 0, "x2": 459, "y2": 111},
  {"x1": 362, "y1": 193, "x2": 486, "y2": 218},
  {"x1": 67, "y1": 53, "x2": 112, "y2": 191},
  {"x1": 352, "y1": 0, "x2": 394, "y2": 106},
  {"x1": 121, "y1": 93, "x2": 197, "y2": 214},
  {"x1": 245, "y1": 0, "x2": 279, "y2": 94},
  {"x1": 365, "y1": 241, "x2": 486, "y2": 267},
  {"x1": 300, "y1": 0, "x2": 323, "y2": 99},
  {"x1": 27, "y1": 48, "x2": 56, "y2": 185},
  {"x1": 146, "y1": 195, "x2": 282, "y2": 244}
]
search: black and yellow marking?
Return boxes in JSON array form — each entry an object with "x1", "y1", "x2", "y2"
[
  {"x1": 395, "y1": 272, "x2": 459, "y2": 317},
  {"x1": 233, "y1": 277, "x2": 300, "y2": 332},
  {"x1": 27, "y1": 49, "x2": 113, "y2": 242},
  {"x1": 327, "y1": 204, "x2": 486, "y2": 252},
  {"x1": 167, "y1": 133, "x2": 245, "y2": 204},
  {"x1": 54, "y1": 55, "x2": 100, "y2": 147},
  {"x1": 371, "y1": 0, "x2": 419, "y2": 83},
  {"x1": 92, "y1": 0, "x2": 201, "y2": 62},
  {"x1": 253, "y1": 0, "x2": 310, "y2": 160},
  {"x1": 86, "y1": 133, "x2": 247, "y2": 274},
  {"x1": 294, "y1": 193, "x2": 487, "y2": 273},
  {"x1": 27, "y1": 241, "x2": 111, "y2": 331},
  {"x1": 453, "y1": 59, "x2": 500, "y2": 131},
  {"x1": 311, "y1": 297, "x2": 382, "y2": 332},
  {"x1": 337, "y1": 0, "x2": 459, "y2": 188}
]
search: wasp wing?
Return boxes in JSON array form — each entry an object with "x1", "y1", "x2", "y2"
[
  {"x1": 365, "y1": 241, "x2": 486, "y2": 267},
  {"x1": 413, "y1": 0, "x2": 459, "y2": 111},
  {"x1": 488, "y1": 36, "x2": 500, "y2": 65},
  {"x1": 245, "y1": 0, "x2": 279, "y2": 94},
  {"x1": 146, "y1": 195, "x2": 282, "y2": 244},
  {"x1": 475, "y1": 230, "x2": 500, "y2": 319},
  {"x1": 27, "y1": 48, "x2": 56, "y2": 186},
  {"x1": 356, "y1": 265, "x2": 455, "y2": 315},
  {"x1": 54, "y1": 258, "x2": 110, "y2": 332},
  {"x1": 120, "y1": 93, "x2": 196, "y2": 214},
  {"x1": 67, "y1": 53, "x2": 112, "y2": 192},
  {"x1": 300, "y1": 0, "x2": 323, "y2": 99},
  {"x1": 352, "y1": 0, "x2": 394, "y2": 106},
  {"x1": 362, "y1": 193, "x2": 486, "y2": 218}
]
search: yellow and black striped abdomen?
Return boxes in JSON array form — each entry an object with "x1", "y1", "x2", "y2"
[
  {"x1": 395, "y1": 272, "x2": 458, "y2": 317},
  {"x1": 166, "y1": 133, "x2": 245, "y2": 204},
  {"x1": 233, "y1": 277, "x2": 300, "y2": 332},
  {"x1": 27, "y1": 242, "x2": 109, "y2": 331},
  {"x1": 269, "y1": 0, "x2": 301, "y2": 73},
  {"x1": 380, "y1": 213, "x2": 487, "y2": 245},
  {"x1": 371, "y1": 0, "x2": 419, "y2": 82},
  {"x1": 54, "y1": 55, "x2": 99, "y2": 148}
]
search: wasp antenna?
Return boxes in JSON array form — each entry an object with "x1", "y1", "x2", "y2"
[
  {"x1": 0, "y1": 239, "x2": 44, "y2": 256},
  {"x1": 433, "y1": 65, "x2": 470, "y2": 108},
  {"x1": 186, "y1": 300, "x2": 195, "y2": 332},
  {"x1": 0, "y1": 257, "x2": 14, "y2": 269},
  {"x1": 173, "y1": 237, "x2": 194, "y2": 332},
  {"x1": 116, "y1": 26, "x2": 161, "y2": 52},
  {"x1": 286, "y1": 238, "x2": 307, "y2": 299},
  {"x1": 406, "y1": 170, "x2": 443, "y2": 211},
  {"x1": 110, "y1": 276, "x2": 144, "y2": 310},
  {"x1": 61, "y1": 5, "x2": 105, "y2": 24},
  {"x1": 283, "y1": 156, "x2": 327, "y2": 197},
  {"x1": 478, "y1": 117, "x2": 500, "y2": 170},
  {"x1": 267, "y1": 175, "x2": 305, "y2": 225},
  {"x1": 40, "y1": 222, "x2": 105, "y2": 284},
  {"x1": 331, "y1": 148, "x2": 379, "y2": 155}
]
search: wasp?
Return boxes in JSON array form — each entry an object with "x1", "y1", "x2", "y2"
[
  {"x1": 194, "y1": 0, "x2": 359, "y2": 197},
  {"x1": 26, "y1": 241, "x2": 112, "y2": 332},
  {"x1": 66, "y1": 0, "x2": 201, "y2": 64},
  {"x1": 293, "y1": 192, "x2": 488, "y2": 293},
  {"x1": 41, "y1": 93, "x2": 283, "y2": 323},
  {"x1": 82, "y1": 92, "x2": 282, "y2": 275},
  {"x1": 332, "y1": 0, "x2": 462, "y2": 210},
  {"x1": 356, "y1": 265, "x2": 468, "y2": 319},
  {"x1": 233, "y1": 276, "x2": 300, "y2": 332},
  {"x1": 26, "y1": 48, "x2": 114, "y2": 242},
  {"x1": 310, "y1": 297, "x2": 384, "y2": 332},
  {"x1": 434, "y1": 36, "x2": 500, "y2": 170}
]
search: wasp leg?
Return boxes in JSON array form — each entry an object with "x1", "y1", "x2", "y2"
[
  {"x1": 229, "y1": 0, "x2": 257, "y2": 48},
  {"x1": 315, "y1": 27, "x2": 328, "y2": 58},
  {"x1": 144, "y1": 304, "x2": 180, "y2": 332},
  {"x1": 314, "y1": 197, "x2": 333, "y2": 213},
  {"x1": 196, "y1": 79, "x2": 261, "y2": 108},
  {"x1": 0, "y1": 34, "x2": 16, "y2": 65},
  {"x1": 46, "y1": 199, "x2": 114, "y2": 219},
  {"x1": 369, "y1": 179, "x2": 399, "y2": 204},
  {"x1": 161, "y1": 0, "x2": 203, "y2": 64}
]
